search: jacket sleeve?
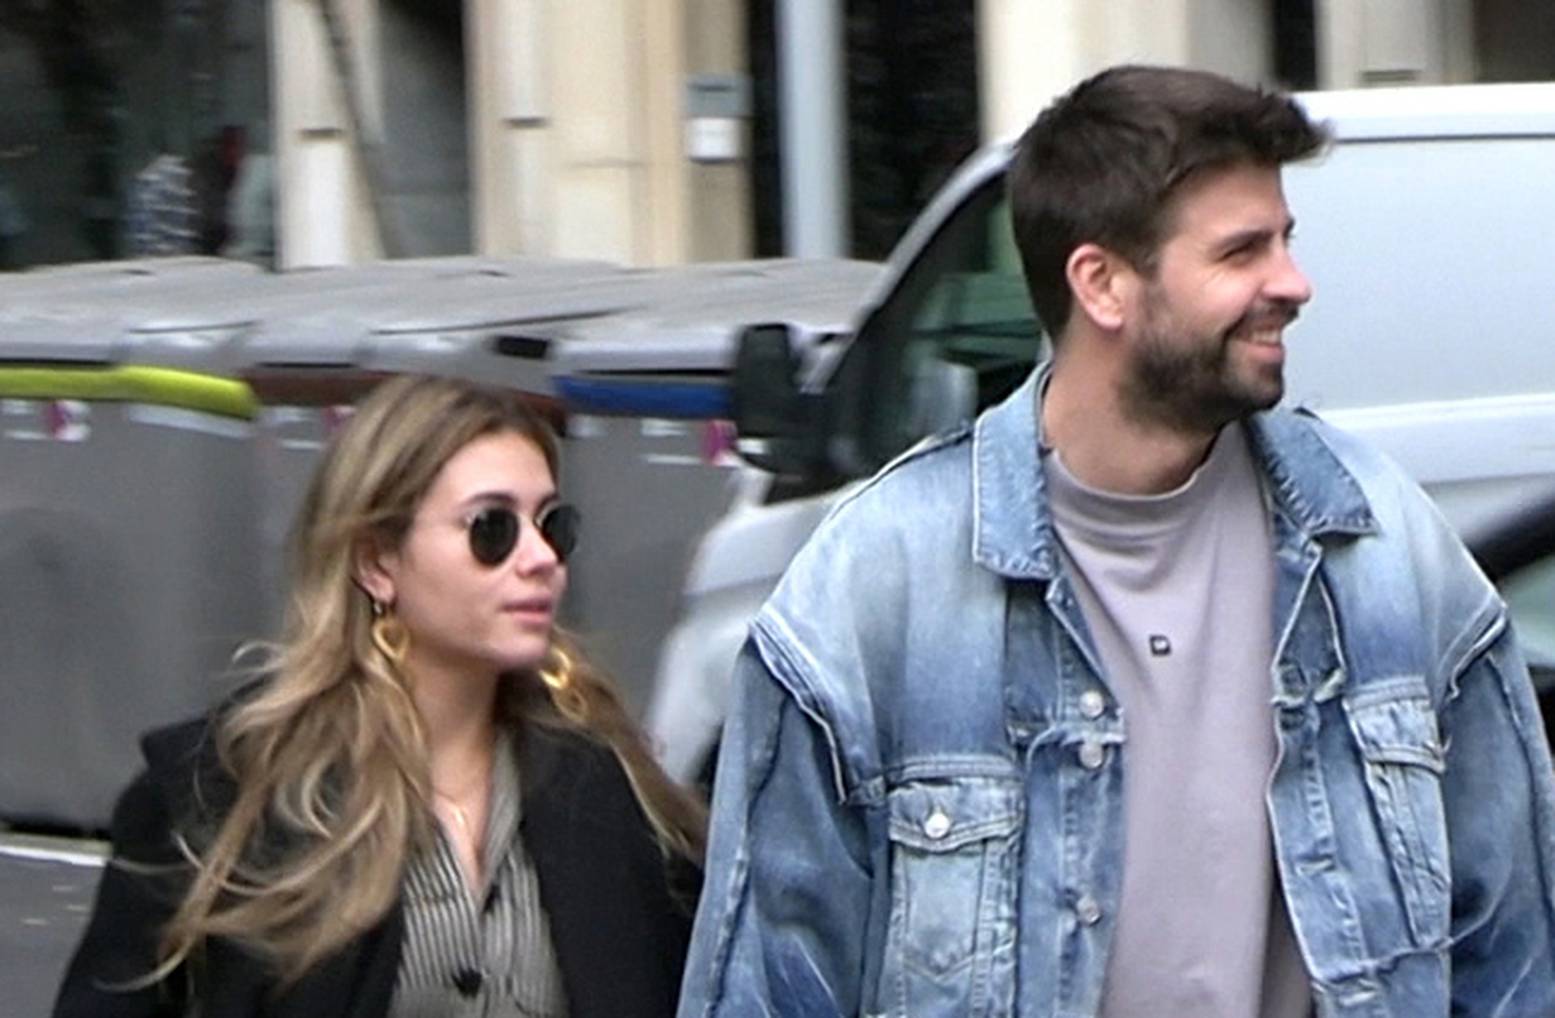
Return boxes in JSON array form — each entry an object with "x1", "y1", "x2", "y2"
[
  {"x1": 52, "y1": 767, "x2": 191, "y2": 1018},
  {"x1": 1442, "y1": 622, "x2": 1555, "y2": 1014},
  {"x1": 676, "y1": 642, "x2": 877, "y2": 1018}
]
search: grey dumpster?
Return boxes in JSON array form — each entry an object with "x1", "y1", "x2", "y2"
[
  {"x1": 0, "y1": 254, "x2": 878, "y2": 831},
  {"x1": 17, "y1": 259, "x2": 615, "y2": 641},
  {"x1": 227, "y1": 260, "x2": 655, "y2": 689},
  {"x1": 0, "y1": 258, "x2": 261, "y2": 328},
  {"x1": 0, "y1": 340, "x2": 261, "y2": 832},
  {"x1": 0, "y1": 261, "x2": 482, "y2": 831},
  {"x1": 349, "y1": 259, "x2": 871, "y2": 709},
  {"x1": 541, "y1": 259, "x2": 882, "y2": 710}
]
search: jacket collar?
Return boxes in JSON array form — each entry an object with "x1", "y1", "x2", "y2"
[
  {"x1": 517, "y1": 725, "x2": 691, "y2": 1018},
  {"x1": 972, "y1": 364, "x2": 1060, "y2": 580},
  {"x1": 1243, "y1": 409, "x2": 1377, "y2": 538},
  {"x1": 971, "y1": 362, "x2": 1375, "y2": 580}
]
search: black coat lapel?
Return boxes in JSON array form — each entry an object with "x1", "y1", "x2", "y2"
[
  {"x1": 261, "y1": 904, "x2": 403, "y2": 1018},
  {"x1": 144, "y1": 718, "x2": 407, "y2": 1018},
  {"x1": 518, "y1": 727, "x2": 694, "y2": 1018}
]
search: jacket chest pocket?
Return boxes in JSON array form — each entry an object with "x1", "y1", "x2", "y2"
[
  {"x1": 879, "y1": 775, "x2": 1022, "y2": 1018},
  {"x1": 1342, "y1": 677, "x2": 1450, "y2": 946}
]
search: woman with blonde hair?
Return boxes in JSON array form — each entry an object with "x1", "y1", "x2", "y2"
[{"x1": 55, "y1": 375, "x2": 705, "y2": 1018}]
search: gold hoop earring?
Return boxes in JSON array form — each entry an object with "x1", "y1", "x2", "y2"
[
  {"x1": 538, "y1": 646, "x2": 572, "y2": 692},
  {"x1": 539, "y1": 647, "x2": 587, "y2": 721},
  {"x1": 370, "y1": 599, "x2": 410, "y2": 664}
]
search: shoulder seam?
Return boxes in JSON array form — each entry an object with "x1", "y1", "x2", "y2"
[{"x1": 828, "y1": 424, "x2": 972, "y2": 520}]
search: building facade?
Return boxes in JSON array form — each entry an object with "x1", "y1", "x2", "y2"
[{"x1": 1, "y1": 1, "x2": 1550, "y2": 270}]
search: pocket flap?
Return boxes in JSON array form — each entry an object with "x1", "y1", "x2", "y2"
[
  {"x1": 1342, "y1": 676, "x2": 1446, "y2": 773},
  {"x1": 887, "y1": 776, "x2": 1023, "y2": 852}
]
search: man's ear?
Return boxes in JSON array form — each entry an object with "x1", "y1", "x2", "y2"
[
  {"x1": 353, "y1": 537, "x2": 398, "y2": 607},
  {"x1": 1065, "y1": 243, "x2": 1135, "y2": 334}
]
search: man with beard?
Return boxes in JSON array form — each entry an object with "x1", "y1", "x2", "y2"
[{"x1": 678, "y1": 66, "x2": 1555, "y2": 1018}]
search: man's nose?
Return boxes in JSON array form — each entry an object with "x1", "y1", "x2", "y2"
[{"x1": 1267, "y1": 246, "x2": 1312, "y2": 306}]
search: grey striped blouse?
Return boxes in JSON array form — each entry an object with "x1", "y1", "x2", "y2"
[{"x1": 389, "y1": 732, "x2": 569, "y2": 1018}]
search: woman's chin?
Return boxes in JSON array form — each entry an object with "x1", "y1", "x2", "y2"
[{"x1": 492, "y1": 637, "x2": 555, "y2": 676}]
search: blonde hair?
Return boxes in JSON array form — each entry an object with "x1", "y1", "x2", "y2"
[{"x1": 155, "y1": 375, "x2": 706, "y2": 983}]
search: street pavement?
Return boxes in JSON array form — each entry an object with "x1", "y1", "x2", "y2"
[{"x1": 0, "y1": 835, "x2": 105, "y2": 1018}]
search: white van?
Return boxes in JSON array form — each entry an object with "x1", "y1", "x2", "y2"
[{"x1": 643, "y1": 82, "x2": 1555, "y2": 782}]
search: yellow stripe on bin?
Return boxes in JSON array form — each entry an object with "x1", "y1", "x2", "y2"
[{"x1": 0, "y1": 366, "x2": 257, "y2": 419}]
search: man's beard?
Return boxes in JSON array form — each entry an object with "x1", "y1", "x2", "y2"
[{"x1": 1120, "y1": 300, "x2": 1298, "y2": 435}]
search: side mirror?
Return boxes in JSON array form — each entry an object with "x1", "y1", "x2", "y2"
[{"x1": 730, "y1": 323, "x2": 827, "y2": 476}]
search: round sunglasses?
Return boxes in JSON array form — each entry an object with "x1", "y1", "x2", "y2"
[{"x1": 465, "y1": 503, "x2": 580, "y2": 566}]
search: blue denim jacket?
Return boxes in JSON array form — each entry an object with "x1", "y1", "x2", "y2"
[{"x1": 678, "y1": 368, "x2": 1555, "y2": 1018}]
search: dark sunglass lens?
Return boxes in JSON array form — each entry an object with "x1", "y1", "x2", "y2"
[
  {"x1": 468, "y1": 508, "x2": 520, "y2": 566},
  {"x1": 537, "y1": 504, "x2": 580, "y2": 562}
]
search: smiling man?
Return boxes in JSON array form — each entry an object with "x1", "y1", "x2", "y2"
[{"x1": 679, "y1": 66, "x2": 1555, "y2": 1018}]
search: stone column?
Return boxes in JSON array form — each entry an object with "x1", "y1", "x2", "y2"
[
  {"x1": 467, "y1": 0, "x2": 694, "y2": 264},
  {"x1": 640, "y1": 0, "x2": 690, "y2": 264},
  {"x1": 467, "y1": 0, "x2": 552, "y2": 255},
  {"x1": 683, "y1": 0, "x2": 752, "y2": 261},
  {"x1": 1316, "y1": 0, "x2": 1474, "y2": 89},
  {"x1": 976, "y1": 0, "x2": 1271, "y2": 142},
  {"x1": 271, "y1": 0, "x2": 384, "y2": 267}
]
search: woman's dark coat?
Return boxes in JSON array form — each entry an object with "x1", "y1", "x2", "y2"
[{"x1": 53, "y1": 716, "x2": 698, "y2": 1018}]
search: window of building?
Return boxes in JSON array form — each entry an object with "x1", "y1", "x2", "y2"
[{"x1": 0, "y1": 1, "x2": 271, "y2": 269}]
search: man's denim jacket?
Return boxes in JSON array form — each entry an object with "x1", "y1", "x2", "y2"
[{"x1": 677, "y1": 368, "x2": 1555, "y2": 1018}]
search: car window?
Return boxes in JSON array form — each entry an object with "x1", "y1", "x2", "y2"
[
  {"x1": 1503, "y1": 551, "x2": 1555, "y2": 673},
  {"x1": 855, "y1": 178, "x2": 1044, "y2": 468}
]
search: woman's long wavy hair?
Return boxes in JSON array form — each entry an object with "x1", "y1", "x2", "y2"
[{"x1": 155, "y1": 375, "x2": 706, "y2": 983}]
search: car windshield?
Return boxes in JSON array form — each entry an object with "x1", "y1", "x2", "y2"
[{"x1": 1504, "y1": 555, "x2": 1555, "y2": 674}]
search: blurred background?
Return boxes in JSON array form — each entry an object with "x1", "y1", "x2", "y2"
[
  {"x1": 1, "y1": 0, "x2": 1552, "y2": 273},
  {"x1": 3, "y1": 3, "x2": 1555, "y2": 1014}
]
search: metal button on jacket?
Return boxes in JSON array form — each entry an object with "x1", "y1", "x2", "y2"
[
  {"x1": 1075, "y1": 895, "x2": 1103, "y2": 926},
  {"x1": 923, "y1": 809, "x2": 953, "y2": 840},
  {"x1": 1078, "y1": 689, "x2": 1106, "y2": 719},
  {"x1": 1078, "y1": 741, "x2": 1106, "y2": 770}
]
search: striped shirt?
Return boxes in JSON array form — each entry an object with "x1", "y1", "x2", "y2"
[{"x1": 390, "y1": 732, "x2": 569, "y2": 1018}]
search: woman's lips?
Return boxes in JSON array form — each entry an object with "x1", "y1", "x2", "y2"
[{"x1": 503, "y1": 598, "x2": 554, "y2": 621}]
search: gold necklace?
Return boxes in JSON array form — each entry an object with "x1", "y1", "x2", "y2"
[
  {"x1": 432, "y1": 735, "x2": 495, "y2": 843},
  {"x1": 433, "y1": 766, "x2": 489, "y2": 842},
  {"x1": 434, "y1": 790, "x2": 476, "y2": 839}
]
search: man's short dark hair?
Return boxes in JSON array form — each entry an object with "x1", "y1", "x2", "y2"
[{"x1": 1009, "y1": 65, "x2": 1329, "y2": 341}]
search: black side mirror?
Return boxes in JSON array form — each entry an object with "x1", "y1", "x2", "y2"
[{"x1": 730, "y1": 323, "x2": 826, "y2": 476}]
